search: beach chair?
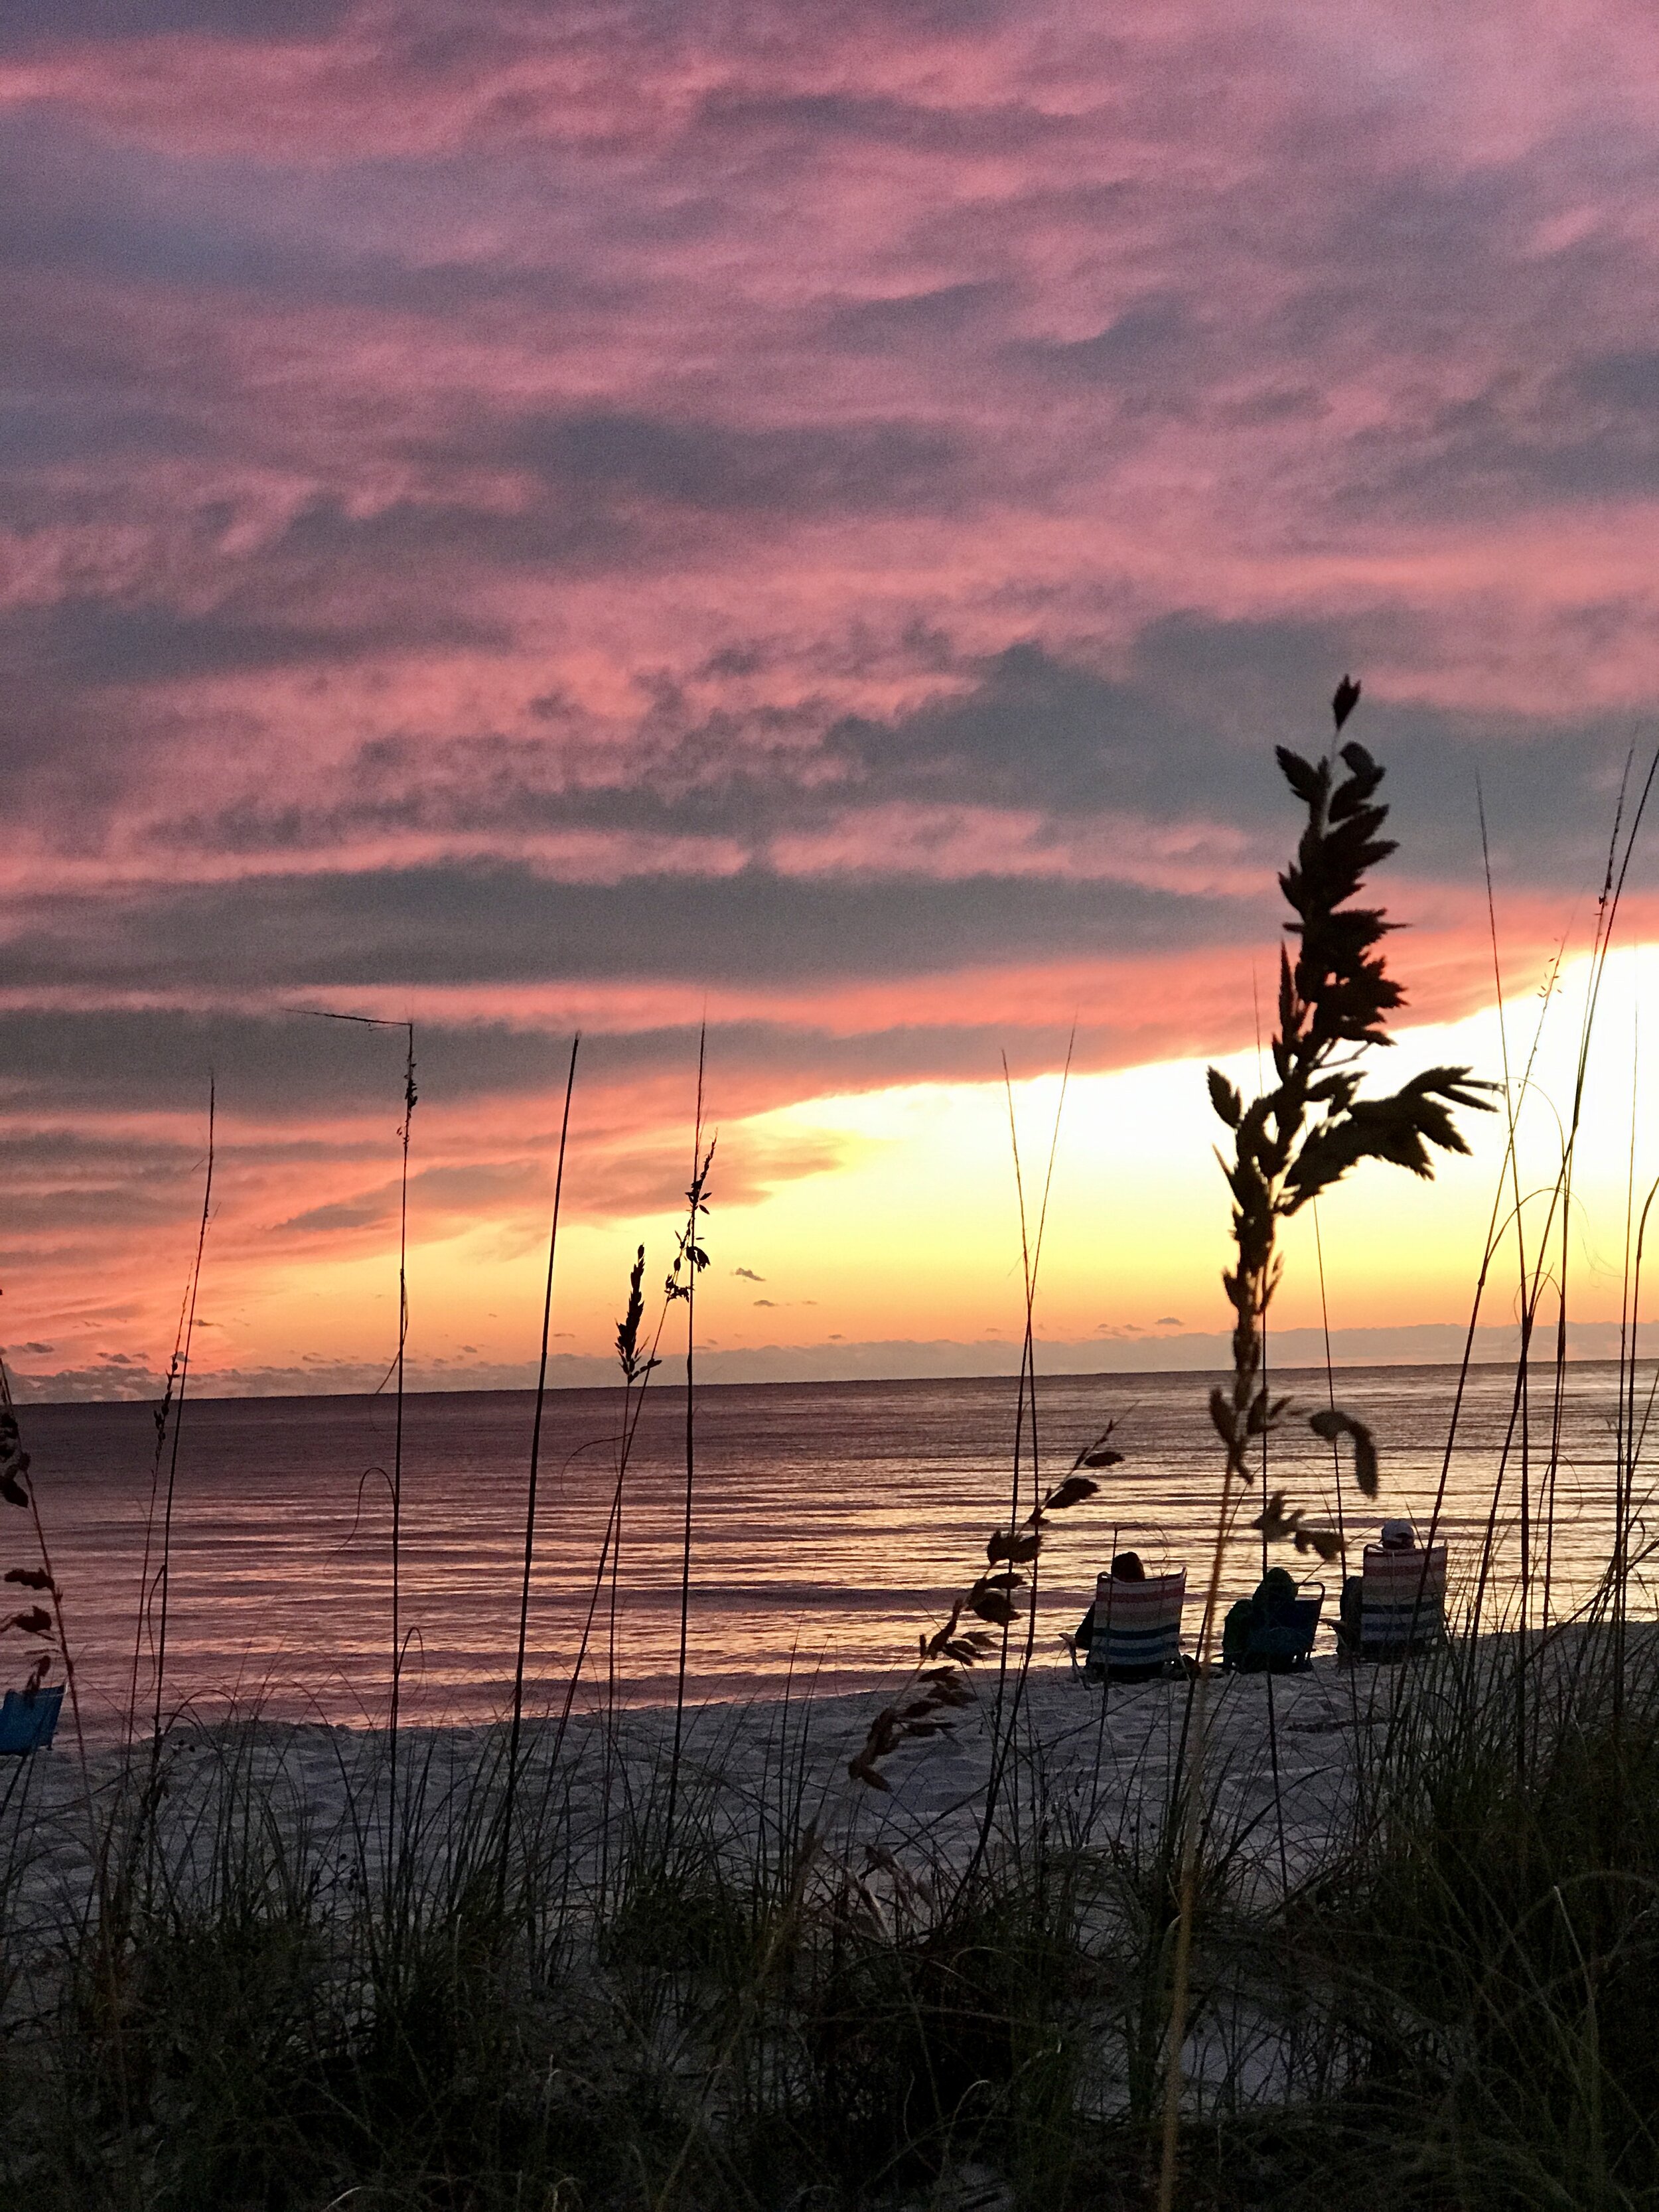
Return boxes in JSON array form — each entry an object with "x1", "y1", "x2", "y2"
[
  {"x1": 1222, "y1": 1581, "x2": 1325, "y2": 1673},
  {"x1": 1083, "y1": 1570, "x2": 1187, "y2": 1684},
  {"x1": 0, "y1": 1683, "x2": 62, "y2": 1756},
  {"x1": 1348, "y1": 1544, "x2": 1447, "y2": 1661}
]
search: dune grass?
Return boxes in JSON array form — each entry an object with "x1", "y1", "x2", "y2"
[{"x1": 3, "y1": 1614, "x2": 1659, "y2": 2210}]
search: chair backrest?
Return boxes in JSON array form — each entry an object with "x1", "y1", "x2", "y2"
[
  {"x1": 1088, "y1": 1570, "x2": 1186, "y2": 1675},
  {"x1": 1360, "y1": 1544, "x2": 1447, "y2": 1653},
  {"x1": 1237, "y1": 1587, "x2": 1323, "y2": 1664},
  {"x1": 1285, "y1": 1591, "x2": 1324, "y2": 1651},
  {"x1": 0, "y1": 1683, "x2": 63, "y2": 1756}
]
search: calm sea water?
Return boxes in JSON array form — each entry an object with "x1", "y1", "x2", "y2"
[{"x1": 11, "y1": 1363, "x2": 1655, "y2": 1735}]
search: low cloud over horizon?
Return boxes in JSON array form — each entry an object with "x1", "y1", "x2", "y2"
[{"x1": 8, "y1": 1321, "x2": 1650, "y2": 1407}]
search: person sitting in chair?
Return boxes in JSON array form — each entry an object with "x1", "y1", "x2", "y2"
[
  {"x1": 1221, "y1": 1565, "x2": 1305, "y2": 1672},
  {"x1": 1073, "y1": 1550, "x2": 1146, "y2": 1655},
  {"x1": 1336, "y1": 1518, "x2": 1415, "y2": 1654}
]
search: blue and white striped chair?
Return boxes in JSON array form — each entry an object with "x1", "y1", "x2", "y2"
[
  {"x1": 1352, "y1": 1544, "x2": 1447, "y2": 1661},
  {"x1": 1083, "y1": 1569, "x2": 1187, "y2": 1683}
]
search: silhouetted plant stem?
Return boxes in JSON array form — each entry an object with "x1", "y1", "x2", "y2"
[
  {"x1": 389, "y1": 1025, "x2": 416, "y2": 1838},
  {"x1": 294, "y1": 1009, "x2": 421, "y2": 1830},
  {"x1": 1158, "y1": 684, "x2": 1494, "y2": 2212},
  {"x1": 545, "y1": 1264, "x2": 674, "y2": 1772},
  {"x1": 1368, "y1": 1077, "x2": 1543, "y2": 1804},
  {"x1": 1550, "y1": 752, "x2": 1655, "y2": 1724},
  {"x1": 151, "y1": 1078, "x2": 214, "y2": 1749},
  {"x1": 975, "y1": 1042, "x2": 1071, "y2": 1878},
  {"x1": 1480, "y1": 786, "x2": 1540, "y2": 1691},
  {"x1": 498, "y1": 1032, "x2": 579, "y2": 1913},
  {"x1": 664, "y1": 1025, "x2": 713, "y2": 1851},
  {"x1": 1404, "y1": 919, "x2": 1559, "y2": 1651},
  {"x1": 597, "y1": 1240, "x2": 669, "y2": 1890},
  {"x1": 1456, "y1": 753, "x2": 1654, "y2": 1709},
  {"x1": 126, "y1": 1185, "x2": 202, "y2": 1747}
]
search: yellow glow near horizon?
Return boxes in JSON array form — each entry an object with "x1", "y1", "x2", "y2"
[
  {"x1": 176, "y1": 944, "x2": 1659, "y2": 1384},
  {"x1": 691, "y1": 941, "x2": 1659, "y2": 1359}
]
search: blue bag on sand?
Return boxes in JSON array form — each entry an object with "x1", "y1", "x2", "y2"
[{"x1": 0, "y1": 1684, "x2": 63, "y2": 1755}]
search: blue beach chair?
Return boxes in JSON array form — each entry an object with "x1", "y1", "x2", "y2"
[
  {"x1": 1222, "y1": 1572, "x2": 1325, "y2": 1673},
  {"x1": 0, "y1": 1683, "x2": 63, "y2": 1755}
]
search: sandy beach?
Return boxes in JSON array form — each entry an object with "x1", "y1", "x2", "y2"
[{"x1": 1, "y1": 1656, "x2": 1394, "y2": 1937}]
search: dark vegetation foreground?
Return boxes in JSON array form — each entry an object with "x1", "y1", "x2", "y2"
[{"x1": 2, "y1": 1625, "x2": 1658, "y2": 2211}]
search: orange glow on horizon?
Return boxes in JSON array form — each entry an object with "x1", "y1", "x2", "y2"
[{"x1": 11, "y1": 943, "x2": 1656, "y2": 1397}]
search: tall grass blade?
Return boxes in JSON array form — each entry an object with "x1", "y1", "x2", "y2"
[{"x1": 498, "y1": 1031, "x2": 579, "y2": 1907}]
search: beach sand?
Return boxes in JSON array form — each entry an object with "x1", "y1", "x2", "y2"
[
  {"x1": 0, "y1": 1643, "x2": 1592, "y2": 2207},
  {"x1": 1, "y1": 1656, "x2": 1395, "y2": 1935}
]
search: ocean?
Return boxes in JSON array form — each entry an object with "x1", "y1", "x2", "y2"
[{"x1": 11, "y1": 1362, "x2": 1652, "y2": 1735}]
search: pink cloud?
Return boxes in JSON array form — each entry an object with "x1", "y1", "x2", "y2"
[{"x1": 0, "y1": 0, "x2": 1656, "y2": 1371}]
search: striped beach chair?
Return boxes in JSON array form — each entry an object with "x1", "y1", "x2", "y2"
[
  {"x1": 0, "y1": 1683, "x2": 62, "y2": 1755},
  {"x1": 1352, "y1": 1544, "x2": 1447, "y2": 1660},
  {"x1": 1084, "y1": 1570, "x2": 1187, "y2": 1683}
]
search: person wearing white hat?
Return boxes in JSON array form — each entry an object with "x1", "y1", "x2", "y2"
[{"x1": 1338, "y1": 1520, "x2": 1417, "y2": 1651}]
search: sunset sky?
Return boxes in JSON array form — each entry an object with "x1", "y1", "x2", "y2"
[{"x1": 5, "y1": 1, "x2": 1659, "y2": 1399}]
